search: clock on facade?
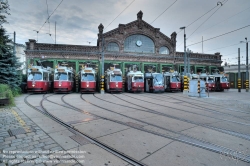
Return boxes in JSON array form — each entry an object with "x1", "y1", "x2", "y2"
[{"x1": 136, "y1": 40, "x2": 142, "y2": 47}]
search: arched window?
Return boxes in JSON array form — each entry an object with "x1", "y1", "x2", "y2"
[
  {"x1": 124, "y1": 34, "x2": 155, "y2": 53},
  {"x1": 107, "y1": 42, "x2": 119, "y2": 52},
  {"x1": 159, "y1": 46, "x2": 169, "y2": 54}
]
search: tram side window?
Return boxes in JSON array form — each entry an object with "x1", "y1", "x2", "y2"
[
  {"x1": 111, "y1": 75, "x2": 122, "y2": 81},
  {"x1": 55, "y1": 73, "x2": 68, "y2": 80},
  {"x1": 82, "y1": 74, "x2": 95, "y2": 81},
  {"x1": 172, "y1": 76, "x2": 179, "y2": 82},
  {"x1": 221, "y1": 77, "x2": 228, "y2": 82},
  {"x1": 28, "y1": 72, "x2": 42, "y2": 81},
  {"x1": 68, "y1": 73, "x2": 72, "y2": 81},
  {"x1": 153, "y1": 74, "x2": 163, "y2": 85},
  {"x1": 208, "y1": 77, "x2": 214, "y2": 83},
  {"x1": 43, "y1": 72, "x2": 48, "y2": 81},
  {"x1": 133, "y1": 76, "x2": 143, "y2": 82}
]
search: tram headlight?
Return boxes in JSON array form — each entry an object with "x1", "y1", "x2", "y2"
[{"x1": 32, "y1": 84, "x2": 35, "y2": 87}]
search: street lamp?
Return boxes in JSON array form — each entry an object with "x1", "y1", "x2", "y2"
[
  {"x1": 240, "y1": 38, "x2": 249, "y2": 92},
  {"x1": 180, "y1": 26, "x2": 187, "y2": 75}
]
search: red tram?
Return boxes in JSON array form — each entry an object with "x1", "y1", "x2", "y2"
[
  {"x1": 53, "y1": 66, "x2": 75, "y2": 93},
  {"x1": 27, "y1": 66, "x2": 53, "y2": 93},
  {"x1": 79, "y1": 65, "x2": 96, "y2": 93},
  {"x1": 199, "y1": 73, "x2": 215, "y2": 91},
  {"x1": 164, "y1": 71, "x2": 181, "y2": 92},
  {"x1": 105, "y1": 67, "x2": 123, "y2": 93},
  {"x1": 126, "y1": 70, "x2": 144, "y2": 92},
  {"x1": 213, "y1": 72, "x2": 230, "y2": 91},
  {"x1": 144, "y1": 73, "x2": 164, "y2": 93}
]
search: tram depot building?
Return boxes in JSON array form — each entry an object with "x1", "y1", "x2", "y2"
[{"x1": 25, "y1": 11, "x2": 222, "y2": 86}]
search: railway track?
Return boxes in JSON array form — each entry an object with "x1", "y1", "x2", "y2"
[
  {"x1": 74, "y1": 94, "x2": 250, "y2": 163},
  {"x1": 24, "y1": 93, "x2": 250, "y2": 163},
  {"x1": 162, "y1": 93, "x2": 250, "y2": 114},
  {"x1": 138, "y1": 93, "x2": 250, "y2": 120},
  {"x1": 24, "y1": 94, "x2": 146, "y2": 166},
  {"x1": 120, "y1": 93, "x2": 250, "y2": 127},
  {"x1": 92, "y1": 93, "x2": 250, "y2": 141}
]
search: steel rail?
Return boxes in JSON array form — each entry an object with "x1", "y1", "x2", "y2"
[
  {"x1": 135, "y1": 93, "x2": 250, "y2": 120},
  {"x1": 41, "y1": 93, "x2": 250, "y2": 163},
  {"x1": 164, "y1": 93, "x2": 250, "y2": 114},
  {"x1": 120, "y1": 93, "x2": 250, "y2": 126},
  {"x1": 107, "y1": 94, "x2": 250, "y2": 141},
  {"x1": 24, "y1": 94, "x2": 146, "y2": 166}
]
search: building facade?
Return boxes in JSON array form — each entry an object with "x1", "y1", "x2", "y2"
[{"x1": 25, "y1": 11, "x2": 222, "y2": 76}]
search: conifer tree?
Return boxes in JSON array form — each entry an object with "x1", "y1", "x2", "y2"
[{"x1": 0, "y1": 1, "x2": 22, "y2": 89}]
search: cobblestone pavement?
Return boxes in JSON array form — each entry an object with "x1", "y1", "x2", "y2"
[{"x1": 0, "y1": 108, "x2": 81, "y2": 166}]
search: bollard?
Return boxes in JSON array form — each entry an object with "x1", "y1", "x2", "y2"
[
  {"x1": 238, "y1": 79, "x2": 241, "y2": 92},
  {"x1": 101, "y1": 75, "x2": 104, "y2": 92},
  {"x1": 198, "y1": 80, "x2": 200, "y2": 94},
  {"x1": 246, "y1": 80, "x2": 249, "y2": 92},
  {"x1": 183, "y1": 76, "x2": 188, "y2": 91}
]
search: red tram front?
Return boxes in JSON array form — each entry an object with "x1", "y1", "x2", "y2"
[
  {"x1": 214, "y1": 74, "x2": 230, "y2": 91},
  {"x1": 79, "y1": 66, "x2": 96, "y2": 93},
  {"x1": 27, "y1": 66, "x2": 53, "y2": 93},
  {"x1": 199, "y1": 73, "x2": 215, "y2": 91},
  {"x1": 53, "y1": 66, "x2": 75, "y2": 93},
  {"x1": 164, "y1": 71, "x2": 181, "y2": 92},
  {"x1": 126, "y1": 70, "x2": 144, "y2": 92},
  {"x1": 105, "y1": 67, "x2": 123, "y2": 93},
  {"x1": 144, "y1": 73, "x2": 164, "y2": 93}
]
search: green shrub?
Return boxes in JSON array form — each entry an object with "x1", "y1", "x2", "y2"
[{"x1": 0, "y1": 84, "x2": 20, "y2": 106}]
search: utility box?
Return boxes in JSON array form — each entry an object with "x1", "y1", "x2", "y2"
[
  {"x1": 188, "y1": 80, "x2": 207, "y2": 97},
  {"x1": 188, "y1": 80, "x2": 198, "y2": 97}
]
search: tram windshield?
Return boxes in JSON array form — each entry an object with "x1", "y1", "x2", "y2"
[
  {"x1": 172, "y1": 76, "x2": 180, "y2": 82},
  {"x1": 110, "y1": 74, "x2": 122, "y2": 81},
  {"x1": 82, "y1": 73, "x2": 95, "y2": 81},
  {"x1": 221, "y1": 77, "x2": 228, "y2": 82},
  {"x1": 54, "y1": 72, "x2": 68, "y2": 80},
  {"x1": 28, "y1": 72, "x2": 42, "y2": 81},
  {"x1": 153, "y1": 74, "x2": 163, "y2": 85},
  {"x1": 208, "y1": 77, "x2": 214, "y2": 83},
  {"x1": 133, "y1": 76, "x2": 143, "y2": 82}
]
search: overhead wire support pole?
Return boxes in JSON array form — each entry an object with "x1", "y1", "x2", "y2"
[
  {"x1": 238, "y1": 48, "x2": 241, "y2": 92},
  {"x1": 55, "y1": 21, "x2": 56, "y2": 44},
  {"x1": 246, "y1": 38, "x2": 249, "y2": 92},
  {"x1": 101, "y1": 34, "x2": 105, "y2": 94}
]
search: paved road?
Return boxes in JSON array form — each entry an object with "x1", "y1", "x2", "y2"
[{"x1": 0, "y1": 90, "x2": 249, "y2": 166}]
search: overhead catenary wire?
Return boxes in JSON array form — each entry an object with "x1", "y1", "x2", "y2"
[
  {"x1": 46, "y1": 0, "x2": 51, "y2": 34},
  {"x1": 205, "y1": 43, "x2": 240, "y2": 52},
  {"x1": 197, "y1": 5, "x2": 250, "y2": 35},
  {"x1": 104, "y1": 0, "x2": 135, "y2": 32},
  {"x1": 150, "y1": 0, "x2": 177, "y2": 25},
  {"x1": 187, "y1": 3, "x2": 223, "y2": 39},
  {"x1": 187, "y1": 24, "x2": 250, "y2": 47},
  {"x1": 38, "y1": 0, "x2": 64, "y2": 32}
]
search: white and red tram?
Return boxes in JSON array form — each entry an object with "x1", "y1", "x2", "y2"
[
  {"x1": 126, "y1": 70, "x2": 144, "y2": 92},
  {"x1": 105, "y1": 67, "x2": 123, "y2": 93},
  {"x1": 144, "y1": 73, "x2": 164, "y2": 93},
  {"x1": 164, "y1": 70, "x2": 181, "y2": 92},
  {"x1": 53, "y1": 66, "x2": 75, "y2": 93},
  {"x1": 213, "y1": 71, "x2": 230, "y2": 91},
  {"x1": 27, "y1": 66, "x2": 53, "y2": 93},
  {"x1": 79, "y1": 65, "x2": 96, "y2": 93}
]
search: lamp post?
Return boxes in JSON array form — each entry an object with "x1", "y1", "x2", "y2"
[
  {"x1": 240, "y1": 38, "x2": 249, "y2": 92},
  {"x1": 180, "y1": 26, "x2": 187, "y2": 75}
]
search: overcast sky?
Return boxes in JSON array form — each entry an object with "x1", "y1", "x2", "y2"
[{"x1": 3, "y1": 0, "x2": 250, "y2": 65}]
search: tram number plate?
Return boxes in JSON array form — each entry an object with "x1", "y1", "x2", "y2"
[{"x1": 84, "y1": 70, "x2": 92, "y2": 72}]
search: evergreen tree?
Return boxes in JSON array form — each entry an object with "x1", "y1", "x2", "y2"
[{"x1": 0, "y1": 1, "x2": 22, "y2": 89}]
